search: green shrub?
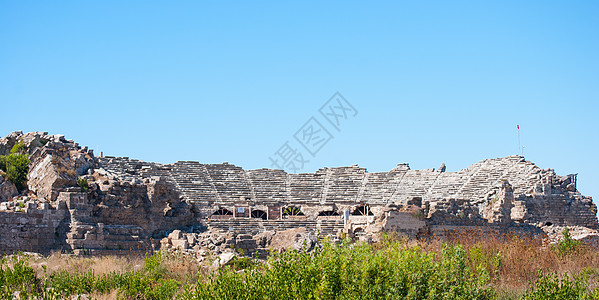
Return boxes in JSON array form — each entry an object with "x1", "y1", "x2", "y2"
[
  {"x1": 553, "y1": 227, "x2": 582, "y2": 256},
  {"x1": 183, "y1": 240, "x2": 496, "y2": 300},
  {"x1": 4, "y1": 153, "x2": 30, "y2": 191},
  {"x1": 520, "y1": 269, "x2": 597, "y2": 300},
  {"x1": 468, "y1": 244, "x2": 502, "y2": 279},
  {"x1": 0, "y1": 254, "x2": 42, "y2": 298},
  {"x1": 0, "y1": 155, "x2": 6, "y2": 172},
  {"x1": 0, "y1": 251, "x2": 185, "y2": 299},
  {"x1": 144, "y1": 252, "x2": 166, "y2": 280},
  {"x1": 10, "y1": 142, "x2": 26, "y2": 155},
  {"x1": 227, "y1": 256, "x2": 257, "y2": 270},
  {"x1": 77, "y1": 176, "x2": 89, "y2": 192},
  {"x1": 48, "y1": 270, "x2": 97, "y2": 295},
  {"x1": 0, "y1": 142, "x2": 30, "y2": 191},
  {"x1": 2, "y1": 240, "x2": 597, "y2": 299}
]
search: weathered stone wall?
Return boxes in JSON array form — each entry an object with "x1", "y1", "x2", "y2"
[
  {"x1": 1, "y1": 132, "x2": 195, "y2": 254},
  {"x1": 86, "y1": 172, "x2": 194, "y2": 236},
  {"x1": 1, "y1": 131, "x2": 597, "y2": 255},
  {"x1": 23, "y1": 132, "x2": 95, "y2": 202},
  {"x1": 96, "y1": 155, "x2": 598, "y2": 230},
  {"x1": 0, "y1": 203, "x2": 66, "y2": 253}
]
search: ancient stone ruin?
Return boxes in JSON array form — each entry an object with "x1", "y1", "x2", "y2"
[{"x1": 1, "y1": 131, "x2": 597, "y2": 258}]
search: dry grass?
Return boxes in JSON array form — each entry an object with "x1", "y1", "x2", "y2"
[
  {"x1": 28, "y1": 251, "x2": 203, "y2": 281},
  {"x1": 410, "y1": 229, "x2": 599, "y2": 298},
  {"x1": 6, "y1": 231, "x2": 597, "y2": 299},
  {"x1": 159, "y1": 251, "x2": 203, "y2": 283},
  {"x1": 29, "y1": 252, "x2": 145, "y2": 277},
  {"x1": 20, "y1": 252, "x2": 200, "y2": 299}
]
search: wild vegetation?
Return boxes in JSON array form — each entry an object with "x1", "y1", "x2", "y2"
[
  {"x1": 1, "y1": 230, "x2": 598, "y2": 299},
  {"x1": 77, "y1": 176, "x2": 89, "y2": 192},
  {"x1": 0, "y1": 142, "x2": 30, "y2": 192}
]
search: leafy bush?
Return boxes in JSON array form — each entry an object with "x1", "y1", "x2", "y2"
[
  {"x1": 0, "y1": 142, "x2": 30, "y2": 191},
  {"x1": 0, "y1": 254, "x2": 42, "y2": 298},
  {"x1": 184, "y1": 240, "x2": 496, "y2": 300},
  {"x1": 553, "y1": 227, "x2": 582, "y2": 256},
  {"x1": 77, "y1": 176, "x2": 89, "y2": 192},
  {"x1": 4, "y1": 153, "x2": 30, "y2": 191},
  {"x1": 0, "y1": 252, "x2": 184, "y2": 299},
  {"x1": 10, "y1": 142, "x2": 26, "y2": 155},
  {"x1": 521, "y1": 269, "x2": 598, "y2": 300},
  {"x1": 468, "y1": 244, "x2": 502, "y2": 279},
  {"x1": 1, "y1": 239, "x2": 598, "y2": 299},
  {"x1": 227, "y1": 256, "x2": 257, "y2": 270},
  {"x1": 0, "y1": 155, "x2": 6, "y2": 172}
]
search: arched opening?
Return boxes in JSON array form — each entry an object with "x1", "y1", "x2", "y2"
[
  {"x1": 318, "y1": 210, "x2": 339, "y2": 216},
  {"x1": 251, "y1": 209, "x2": 267, "y2": 220},
  {"x1": 282, "y1": 206, "x2": 304, "y2": 216},
  {"x1": 407, "y1": 197, "x2": 422, "y2": 207},
  {"x1": 351, "y1": 205, "x2": 373, "y2": 216},
  {"x1": 545, "y1": 222, "x2": 553, "y2": 226},
  {"x1": 212, "y1": 208, "x2": 233, "y2": 216},
  {"x1": 353, "y1": 227, "x2": 365, "y2": 236}
]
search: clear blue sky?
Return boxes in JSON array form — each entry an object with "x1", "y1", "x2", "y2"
[{"x1": 1, "y1": 1, "x2": 597, "y2": 205}]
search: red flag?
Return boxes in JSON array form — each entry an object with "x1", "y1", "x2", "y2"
[{"x1": 517, "y1": 125, "x2": 520, "y2": 130}]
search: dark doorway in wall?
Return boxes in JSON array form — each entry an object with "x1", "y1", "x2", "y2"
[
  {"x1": 213, "y1": 208, "x2": 233, "y2": 216},
  {"x1": 351, "y1": 205, "x2": 373, "y2": 216},
  {"x1": 282, "y1": 206, "x2": 304, "y2": 216},
  {"x1": 251, "y1": 210, "x2": 267, "y2": 220},
  {"x1": 318, "y1": 210, "x2": 339, "y2": 216}
]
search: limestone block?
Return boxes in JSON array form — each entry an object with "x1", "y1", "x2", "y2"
[
  {"x1": 169, "y1": 230, "x2": 182, "y2": 240},
  {"x1": 67, "y1": 232, "x2": 83, "y2": 239},
  {"x1": 214, "y1": 252, "x2": 236, "y2": 267},
  {"x1": 0, "y1": 181, "x2": 18, "y2": 202},
  {"x1": 84, "y1": 233, "x2": 97, "y2": 240},
  {"x1": 186, "y1": 234, "x2": 196, "y2": 246},
  {"x1": 172, "y1": 239, "x2": 188, "y2": 249}
]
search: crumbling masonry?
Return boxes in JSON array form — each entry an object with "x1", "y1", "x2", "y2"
[{"x1": 0, "y1": 132, "x2": 597, "y2": 257}]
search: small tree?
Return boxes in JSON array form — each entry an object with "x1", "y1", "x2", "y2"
[
  {"x1": 5, "y1": 153, "x2": 30, "y2": 191},
  {"x1": 553, "y1": 227, "x2": 582, "y2": 256},
  {"x1": 10, "y1": 142, "x2": 26, "y2": 154},
  {"x1": 0, "y1": 155, "x2": 6, "y2": 172},
  {"x1": 0, "y1": 142, "x2": 30, "y2": 191},
  {"x1": 77, "y1": 176, "x2": 89, "y2": 192}
]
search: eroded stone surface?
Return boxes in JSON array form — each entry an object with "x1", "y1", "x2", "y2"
[
  {"x1": 0, "y1": 131, "x2": 597, "y2": 256},
  {"x1": 0, "y1": 180, "x2": 17, "y2": 202}
]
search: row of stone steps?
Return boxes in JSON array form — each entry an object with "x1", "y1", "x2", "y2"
[
  {"x1": 360, "y1": 172, "x2": 402, "y2": 204},
  {"x1": 322, "y1": 166, "x2": 366, "y2": 203},
  {"x1": 245, "y1": 169, "x2": 288, "y2": 202},
  {"x1": 457, "y1": 157, "x2": 521, "y2": 201},
  {"x1": 203, "y1": 163, "x2": 253, "y2": 202},
  {"x1": 392, "y1": 169, "x2": 441, "y2": 204},
  {"x1": 101, "y1": 156, "x2": 547, "y2": 211},
  {"x1": 170, "y1": 161, "x2": 221, "y2": 205},
  {"x1": 287, "y1": 173, "x2": 326, "y2": 203},
  {"x1": 207, "y1": 218, "x2": 343, "y2": 237}
]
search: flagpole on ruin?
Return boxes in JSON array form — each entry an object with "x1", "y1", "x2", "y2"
[{"x1": 517, "y1": 125, "x2": 522, "y2": 156}]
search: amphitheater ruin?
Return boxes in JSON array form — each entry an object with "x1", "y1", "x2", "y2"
[{"x1": 0, "y1": 131, "x2": 597, "y2": 259}]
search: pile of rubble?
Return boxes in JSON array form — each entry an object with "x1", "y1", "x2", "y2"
[
  {"x1": 0, "y1": 131, "x2": 598, "y2": 257},
  {"x1": 160, "y1": 226, "x2": 318, "y2": 262}
]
